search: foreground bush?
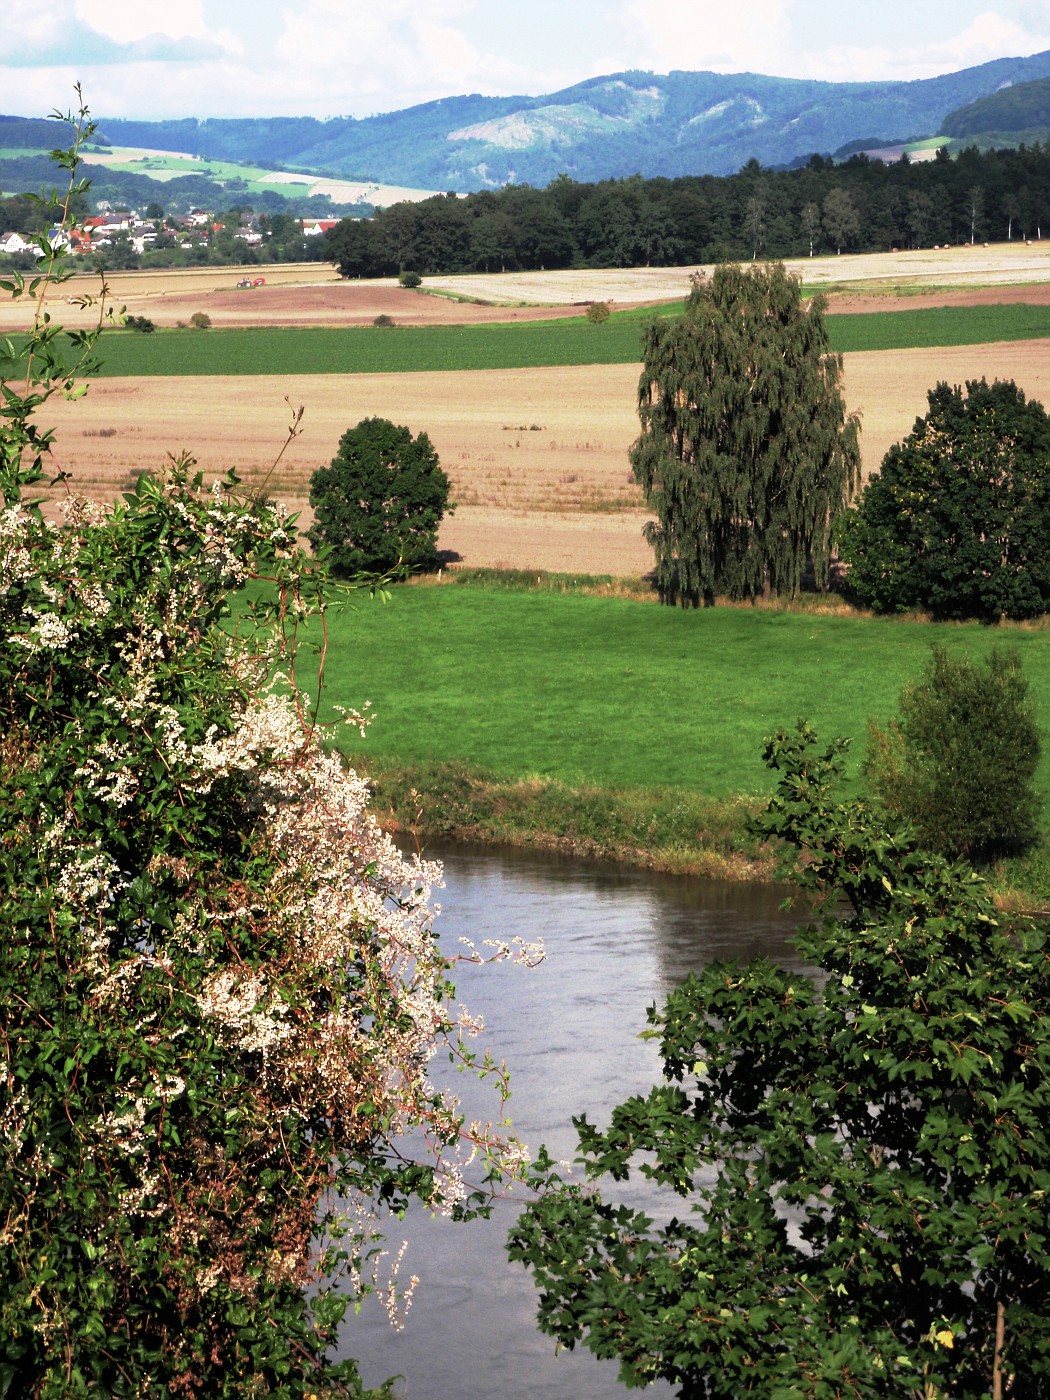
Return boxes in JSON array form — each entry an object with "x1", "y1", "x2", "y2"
[
  {"x1": 0, "y1": 459, "x2": 535, "y2": 1396},
  {"x1": 0, "y1": 93, "x2": 530, "y2": 1399},
  {"x1": 510, "y1": 723, "x2": 1050, "y2": 1398}
]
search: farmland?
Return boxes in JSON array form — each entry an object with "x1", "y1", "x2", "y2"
[
  {"x1": 13, "y1": 244, "x2": 1050, "y2": 895},
  {"x1": 29, "y1": 334, "x2": 1050, "y2": 575},
  {"x1": 18, "y1": 300, "x2": 1050, "y2": 379}
]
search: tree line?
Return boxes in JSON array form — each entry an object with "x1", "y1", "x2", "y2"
[{"x1": 325, "y1": 141, "x2": 1050, "y2": 277}]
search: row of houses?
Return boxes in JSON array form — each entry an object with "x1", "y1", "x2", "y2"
[{"x1": 0, "y1": 209, "x2": 341, "y2": 260}]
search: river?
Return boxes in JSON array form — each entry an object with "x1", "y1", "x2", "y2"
[{"x1": 340, "y1": 843, "x2": 808, "y2": 1399}]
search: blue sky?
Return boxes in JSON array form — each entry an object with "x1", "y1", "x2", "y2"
[{"x1": 3, "y1": 1, "x2": 1050, "y2": 122}]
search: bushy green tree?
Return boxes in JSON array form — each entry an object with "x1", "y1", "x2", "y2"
[
  {"x1": 630, "y1": 263, "x2": 860, "y2": 606},
  {"x1": 509, "y1": 723, "x2": 1050, "y2": 1398},
  {"x1": 1, "y1": 95, "x2": 527, "y2": 1399},
  {"x1": 308, "y1": 416, "x2": 452, "y2": 577},
  {"x1": 838, "y1": 378, "x2": 1050, "y2": 620},
  {"x1": 865, "y1": 645, "x2": 1041, "y2": 862}
]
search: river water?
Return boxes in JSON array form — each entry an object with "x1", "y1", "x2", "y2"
[{"x1": 340, "y1": 843, "x2": 808, "y2": 1399}]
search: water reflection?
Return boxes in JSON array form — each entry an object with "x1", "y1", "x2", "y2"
[{"x1": 340, "y1": 844, "x2": 804, "y2": 1400}]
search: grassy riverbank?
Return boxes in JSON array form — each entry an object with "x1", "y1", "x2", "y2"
[{"x1": 314, "y1": 572, "x2": 1050, "y2": 906}]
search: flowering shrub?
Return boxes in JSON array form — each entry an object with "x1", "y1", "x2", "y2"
[{"x1": 1, "y1": 96, "x2": 534, "y2": 1398}]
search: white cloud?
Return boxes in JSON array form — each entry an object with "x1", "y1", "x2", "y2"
[
  {"x1": 4, "y1": 0, "x2": 1050, "y2": 122},
  {"x1": 791, "y1": 9, "x2": 1050, "y2": 83},
  {"x1": 66, "y1": 0, "x2": 241, "y2": 54},
  {"x1": 937, "y1": 9, "x2": 1050, "y2": 67},
  {"x1": 612, "y1": 0, "x2": 795, "y2": 75},
  {"x1": 269, "y1": 0, "x2": 573, "y2": 115},
  {"x1": 72, "y1": 0, "x2": 211, "y2": 45}
]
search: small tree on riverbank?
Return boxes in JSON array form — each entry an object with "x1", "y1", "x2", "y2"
[
  {"x1": 866, "y1": 645, "x2": 1042, "y2": 863},
  {"x1": 510, "y1": 722, "x2": 1050, "y2": 1398},
  {"x1": 630, "y1": 262, "x2": 860, "y2": 606}
]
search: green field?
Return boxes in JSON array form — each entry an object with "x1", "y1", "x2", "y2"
[
  {"x1": 72, "y1": 301, "x2": 1050, "y2": 377},
  {"x1": 315, "y1": 580, "x2": 1050, "y2": 807}
]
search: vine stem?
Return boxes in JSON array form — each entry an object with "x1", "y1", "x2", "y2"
[{"x1": 992, "y1": 1299, "x2": 1005, "y2": 1400}]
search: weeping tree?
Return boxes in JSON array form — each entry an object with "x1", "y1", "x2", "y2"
[{"x1": 630, "y1": 262, "x2": 860, "y2": 606}]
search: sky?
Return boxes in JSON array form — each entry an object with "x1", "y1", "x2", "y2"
[{"x1": 4, "y1": 1, "x2": 1050, "y2": 123}]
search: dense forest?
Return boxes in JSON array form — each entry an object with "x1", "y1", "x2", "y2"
[{"x1": 324, "y1": 143, "x2": 1050, "y2": 277}]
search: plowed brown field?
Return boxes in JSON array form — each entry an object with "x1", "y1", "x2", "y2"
[{"x1": 20, "y1": 247, "x2": 1050, "y2": 575}]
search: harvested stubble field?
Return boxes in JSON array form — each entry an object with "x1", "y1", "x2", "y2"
[{"x1": 21, "y1": 245, "x2": 1050, "y2": 575}]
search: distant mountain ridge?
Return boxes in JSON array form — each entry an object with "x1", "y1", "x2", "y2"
[{"x1": 13, "y1": 49, "x2": 1050, "y2": 192}]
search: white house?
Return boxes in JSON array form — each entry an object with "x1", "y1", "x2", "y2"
[{"x1": 0, "y1": 231, "x2": 36, "y2": 256}]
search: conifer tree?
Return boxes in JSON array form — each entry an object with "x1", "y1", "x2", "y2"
[{"x1": 630, "y1": 262, "x2": 860, "y2": 606}]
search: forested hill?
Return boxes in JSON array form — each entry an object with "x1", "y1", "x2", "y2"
[
  {"x1": 943, "y1": 74, "x2": 1050, "y2": 142},
  {"x1": 86, "y1": 50, "x2": 1050, "y2": 191}
]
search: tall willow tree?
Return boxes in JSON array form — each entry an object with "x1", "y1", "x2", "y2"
[{"x1": 631, "y1": 262, "x2": 860, "y2": 606}]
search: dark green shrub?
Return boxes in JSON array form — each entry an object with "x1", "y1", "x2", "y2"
[
  {"x1": 838, "y1": 378, "x2": 1050, "y2": 620},
  {"x1": 398, "y1": 269, "x2": 421, "y2": 288},
  {"x1": 124, "y1": 314, "x2": 155, "y2": 333},
  {"x1": 865, "y1": 645, "x2": 1041, "y2": 862},
  {"x1": 308, "y1": 416, "x2": 452, "y2": 577},
  {"x1": 372, "y1": 312, "x2": 395, "y2": 327},
  {"x1": 510, "y1": 722, "x2": 1050, "y2": 1398}
]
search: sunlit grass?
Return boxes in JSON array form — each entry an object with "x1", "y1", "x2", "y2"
[{"x1": 315, "y1": 578, "x2": 1050, "y2": 806}]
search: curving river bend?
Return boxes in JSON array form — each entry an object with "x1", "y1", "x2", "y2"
[{"x1": 340, "y1": 843, "x2": 808, "y2": 1399}]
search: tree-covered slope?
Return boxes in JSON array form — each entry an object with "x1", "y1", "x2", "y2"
[
  {"x1": 942, "y1": 73, "x2": 1050, "y2": 146},
  {"x1": 76, "y1": 50, "x2": 1050, "y2": 190}
]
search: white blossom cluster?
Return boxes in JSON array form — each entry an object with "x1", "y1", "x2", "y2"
[{"x1": 2, "y1": 465, "x2": 536, "y2": 1330}]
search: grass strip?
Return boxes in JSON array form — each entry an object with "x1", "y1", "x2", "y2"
[
  {"x1": 825, "y1": 302, "x2": 1050, "y2": 352},
  {"x1": 83, "y1": 317, "x2": 647, "y2": 376},
  {"x1": 41, "y1": 301, "x2": 1047, "y2": 378},
  {"x1": 356, "y1": 757, "x2": 773, "y2": 881}
]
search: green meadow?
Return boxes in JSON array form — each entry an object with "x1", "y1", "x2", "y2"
[
  {"x1": 299, "y1": 576, "x2": 1050, "y2": 893},
  {"x1": 75, "y1": 300, "x2": 1050, "y2": 377},
  {"x1": 319, "y1": 580, "x2": 1050, "y2": 802}
]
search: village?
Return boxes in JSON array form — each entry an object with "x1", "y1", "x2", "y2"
[{"x1": 0, "y1": 205, "x2": 340, "y2": 265}]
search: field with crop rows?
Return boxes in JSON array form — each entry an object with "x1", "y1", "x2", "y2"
[{"x1": 35, "y1": 301, "x2": 1050, "y2": 378}]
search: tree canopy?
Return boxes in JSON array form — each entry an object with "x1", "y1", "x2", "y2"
[
  {"x1": 510, "y1": 722, "x2": 1050, "y2": 1398},
  {"x1": 838, "y1": 378, "x2": 1050, "y2": 620},
  {"x1": 865, "y1": 646, "x2": 1042, "y2": 862},
  {"x1": 308, "y1": 416, "x2": 453, "y2": 578},
  {"x1": 630, "y1": 262, "x2": 860, "y2": 605}
]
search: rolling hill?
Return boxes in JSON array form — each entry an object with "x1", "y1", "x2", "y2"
[
  {"x1": 84, "y1": 49, "x2": 1050, "y2": 191},
  {"x1": 941, "y1": 74, "x2": 1050, "y2": 149}
]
